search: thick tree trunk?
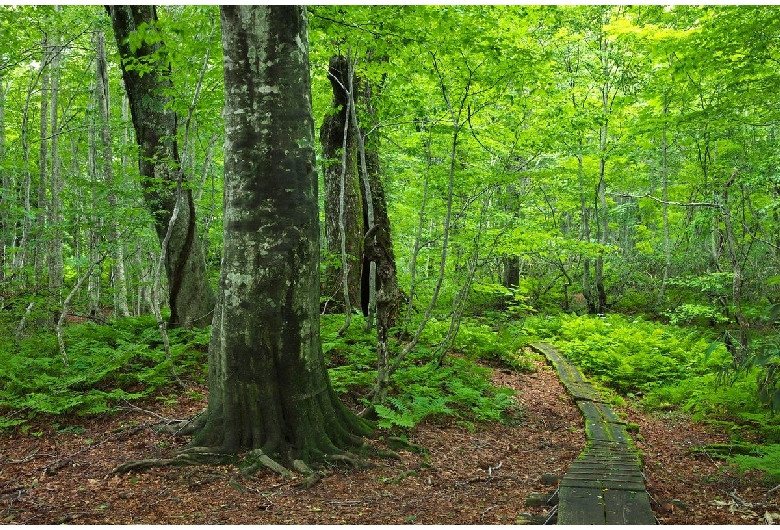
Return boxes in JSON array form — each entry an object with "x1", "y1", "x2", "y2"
[
  {"x1": 191, "y1": 6, "x2": 371, "y2": 461},
  {"x1": 320, "y1": 55, "x2": 365, "y2": 314},
  {"x1": 503, "y1": 258, "x2": 520, "y2": 289},
  {"x1": 108, "y1": 5, "x2": 215, "y2": 328}
]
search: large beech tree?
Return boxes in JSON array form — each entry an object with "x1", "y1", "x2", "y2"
[
  {"x1": 186, "y1": 5, "x2": 371, "y2": 465},
  {"x1": 108, "y1": 6, "x2": 215, "y2": 328}
]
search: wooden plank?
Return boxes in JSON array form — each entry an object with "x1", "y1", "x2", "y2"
[
  {"x1": 595, "y1": 402, "x2": 625, "y2": 424},
  {"x1": 557, "y1": 486, "x2": 606, "y2": 525},
  {"x1": 529, "y1": 342, "x2": 656, "y2": 524},
  {"x1": 604, "y1": 489, "x2": 657, "y2": 525},
  {"x1": 561, "y1": 472, "x2": 645, "y2": 492}
]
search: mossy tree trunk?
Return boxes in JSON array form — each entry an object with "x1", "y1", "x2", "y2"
[
  {"x1": 108, "y1": 6, "x2": 215, "y2": 328},
  {"x1": 190, "y1": 5, "x2": 372, "y2": 462},
  {"x1": 320, "y1": 54, "x2": 365, "y2": 315}
]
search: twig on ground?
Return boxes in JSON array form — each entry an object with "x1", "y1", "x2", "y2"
[
  {"x1": 766, "y1": 483, "x2": 780, "y2": 499},
  {"x1": 729, "y1": 489, "x2": 750, "y2": 507},
  {"x1": 480, "y1": 505, "x2": 497, "y2": 521}
]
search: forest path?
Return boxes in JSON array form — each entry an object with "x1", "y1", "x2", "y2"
[{"x1": 529, "y1": 342, "x2": 657, "y2": 525}]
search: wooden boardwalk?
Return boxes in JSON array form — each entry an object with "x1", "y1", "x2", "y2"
[{"x1": 530, "y1": 343, "x2": 657, "y2": 525}]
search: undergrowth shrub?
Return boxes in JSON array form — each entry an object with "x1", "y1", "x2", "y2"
[
  {"x1": 721, "y1": 444, "x2": 780, "y2": 481},
  {"x1": 0, "y1": 316, "x2": 209, "y2": 428},
  {"x1": 321, "y1": 314, "x2": 523, "y2": 430},
  {"x1": 419, "y1": 316, "x2": 535, "y2": 372},
  {"x1": 539, "y1": 313, "x2": 730, "y2": 394}
]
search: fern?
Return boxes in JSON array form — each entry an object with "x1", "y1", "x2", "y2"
[
  {"x1": 375, "y1": 396, "x2": 454, "y2": 428},
  {"x1": 727, "y1": 444, "x2": 780, "y2": 480},
  {"x1": 0, "y1": 315, "x2": 210, "y2": 427}
]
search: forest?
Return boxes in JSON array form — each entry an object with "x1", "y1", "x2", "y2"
[{"x1": 3, "y1": 4, "x2": 780, "y2": 525}]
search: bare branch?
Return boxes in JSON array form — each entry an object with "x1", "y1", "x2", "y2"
[{"x1": 615, "y1": 192, "x2": 720, "y2": 209}]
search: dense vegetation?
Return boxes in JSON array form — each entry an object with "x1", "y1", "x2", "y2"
[{"x1": 3, "y1": 5, "x2": 780, "y2": 479}]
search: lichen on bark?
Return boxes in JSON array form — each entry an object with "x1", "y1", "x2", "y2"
[{"x1": 188, "y1": 5, "x2": 372, "y2": 467}]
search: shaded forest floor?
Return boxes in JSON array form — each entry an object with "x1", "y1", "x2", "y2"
[{"x1": 2, "y1": 350, "x2": 779, "y2": 525}]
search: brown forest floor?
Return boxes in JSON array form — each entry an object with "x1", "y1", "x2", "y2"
[{"x1": 2, "y1": 349, "x2": 780, "y2": 525}]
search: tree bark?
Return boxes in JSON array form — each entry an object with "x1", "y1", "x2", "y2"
[
  {"x1": 94, "y1": 28, "x2": 129, "y2": 318},
  {"x1": 107, "y1": 5, "x2": 215, "y2": 328},
  {"x1": 190, "y1": 5, "x2": 371, "y2": 461},
  {"x1": 320, "y1": 54, "x2": 365, "y2": 314},
  {"x1": 36, "y1": 35, "x2": 49, "y2": 289},
  {"x1": 48, "y1": 7, "x2": 64, "y2": 294},
  {"x1": 0, "y1": 72, "x2": 7, "y2": 282}
]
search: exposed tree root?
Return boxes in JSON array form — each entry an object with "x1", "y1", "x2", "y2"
[
  {"x1": 153, "y1": 410, "x2": 207, "y2": 436},
  {"x1": 111, "y1": 423, "x2": 409, "y2": 491},
  {"x1": 292, "y1": 459, "x2": 320, "y2": 489},
  {"x1": 111, "y1": 450, "x2": 233, "y2": 475},
  {"x1": 241, "y1": 449, "x2": 292, "y2": 479},
  {"x1": 387, "y1": 436, "x2": 428, "y2": 455},
  {"x1": 326, "y1": 452, "x2": 373, "y2": 469}
]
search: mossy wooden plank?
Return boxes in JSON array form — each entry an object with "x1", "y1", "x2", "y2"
[
  {"x1": 560, "y1": 478, "x2": 646, "y2": 492},
  {"x1": 561, "y1": 471, "x2": 645, "y2": 491},
  {"x1": 558, "y1": 486, "x2": 606, "y2": 525},
  {"x1": 595, "y1": 402, "x2": 625, "y2": 424},
  {"x1": 568, "y1": 382, "x2": 604, "y2": 402},
  {"x1": 530, "y1": 342, "x2": 656, "y2": 524},
  {"x1": 604, "y1": 489, "x2": 656, "y2": 525}
]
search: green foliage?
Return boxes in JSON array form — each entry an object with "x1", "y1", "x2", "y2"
[
  {"x1": 321, "y1": 314, "x2": 521, "y2": 429},
  {"x1": 374, "y1": 395, "x2": 454, "y2": 429},
  {"x1": 0, "y1": 316, "x2": 209, "y2": 427},
  {"x1": 726, "y1": 444, "x2": 780, "y2": 480},
  {"x1": 377, "y1": 356, "x2": 516, "y2": 429},
  {"x1": 420, "y1": 317, "x2": 535, "y2": 373},
  {"x1": 321, "y1": 314, "x2": 378, "y2": 394},
  {"x1": 711, "y1": 333, "x2": 780, "y2": 416},
  {"x1": 544, "y1": 314, "x2": 729, "y2": 394},
  {"x1": 664, "y1": 303, "x2": 730, "y2": 326}
]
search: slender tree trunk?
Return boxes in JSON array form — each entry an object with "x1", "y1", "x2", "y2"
[
  {"x1": 190, "y1": 6, "x2": 371, "y2": 462},
  {"x1": 93, "y1": 29, "x2": 128, "y2": 318},
  {"x1": 36, "y1": 36, "x2": 50, "y2": 289},
  {"x1": 87, "y1": 72, "x2": 102, "y2": 315},
  {"x1": 0, "y1": 73, "x2": 7, "y2": 282},
  {"x1": 595, "y1": 34, "x2": 610, "y2": 314},
  {"x1": 657, "y1": 95, "x2": 671, "y2": 307},
  {"x1": 342, "y1": 55, "x2": 401, "y2": 406},
  {"x1": 722, "y1": 171, "x2": 749, "y2": 358},
  {"x1": 48, "y1": 16, "x2": 64, "y2": 295},
  {"x1": 577, "y1": 148, "x2": 594, "y2": 313},
  {"x1": 18, "y1": 73, "x2": 34, "y2": 278},
  {"x1": 108, "y1": 5, "x2": 215, "y2": 328}
]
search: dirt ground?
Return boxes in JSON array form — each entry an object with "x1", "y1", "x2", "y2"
[{"x1": 2, "y1": 350, "x2": 779, "y2": 525}]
